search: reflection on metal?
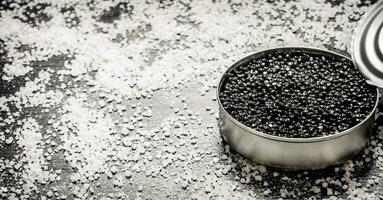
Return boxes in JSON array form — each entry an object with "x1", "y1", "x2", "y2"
[{"x1": 352, "y1": 1, "x2": 383, "y2": 88}]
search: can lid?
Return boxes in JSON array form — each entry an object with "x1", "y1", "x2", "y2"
[{"x1": 352, "y1": 1, "x2": 383, "y2": 88}]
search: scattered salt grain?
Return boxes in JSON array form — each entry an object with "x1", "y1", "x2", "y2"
[{"x1": 5, "y1": 137, "x2": 13, "y2": 144}]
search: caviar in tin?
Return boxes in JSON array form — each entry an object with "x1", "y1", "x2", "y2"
[{"x1": 219, "y1": 50, "x2": 377, "y2": 138}]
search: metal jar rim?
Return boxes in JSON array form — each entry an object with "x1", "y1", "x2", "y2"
[{"x1": 216, "y1": 46, "x2": 380, "y2": 143}]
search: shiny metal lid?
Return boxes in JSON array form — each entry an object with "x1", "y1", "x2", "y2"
[{"x1": 352, "y1": 1, "x2": 383, "y2": 88}]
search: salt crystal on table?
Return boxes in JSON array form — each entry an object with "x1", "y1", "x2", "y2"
[{"x1": 5, "y1": 137, "x2": 13, "y2": 144}]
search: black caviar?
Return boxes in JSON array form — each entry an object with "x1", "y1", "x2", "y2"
[{"x1": 219, "y1": 49, "x2": 377, "y2": 138}]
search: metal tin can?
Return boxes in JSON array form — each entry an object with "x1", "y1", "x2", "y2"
[
  {"x1": 217, "y1": 47, "x2": 380, "y2": 170},
  {"x1": 352, "y1": 1, "x2": 383, "y2": 87}
]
